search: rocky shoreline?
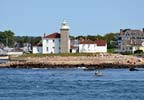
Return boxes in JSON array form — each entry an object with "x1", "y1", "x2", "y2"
[
  {"x1": 0, "y1": 53, "x2": 144, "y2": 69},
  {"x1": 4, "y1": 62, "x2": 144, "y2": 69}
]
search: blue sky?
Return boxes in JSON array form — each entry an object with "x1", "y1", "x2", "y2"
[{"x1": 0, "y1": 0, "x2": 144, "y2": 36}]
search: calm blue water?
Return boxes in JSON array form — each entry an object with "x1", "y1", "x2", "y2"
[{"x1": 0, "y1": 68, "x2": 144, "y2": 100}]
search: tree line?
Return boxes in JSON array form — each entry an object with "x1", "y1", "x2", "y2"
[
  {"x1": 0, "y1": 30, "x2": 41, "y2": 48},
  {"x1": 0, "y1": 30, "x2": 118, "y2": 49}
]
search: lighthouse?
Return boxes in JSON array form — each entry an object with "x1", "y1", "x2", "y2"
[{"x1": 60, "y1": 20, "x2": 70, "y2": 53}]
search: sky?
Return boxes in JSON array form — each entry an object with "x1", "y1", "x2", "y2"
[{"x1": 0, "y1": 0, "x2": 144, "y2": 36}]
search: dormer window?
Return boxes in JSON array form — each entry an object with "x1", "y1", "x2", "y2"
[{"x1": 125, "y1": 32, "x2": 130, "y2": 36}]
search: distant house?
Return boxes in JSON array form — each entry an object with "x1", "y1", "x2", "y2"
[
  {"x1": 70, "y1": 39, "x2": 79, "y2": 53},
  {"x1": 116, "y1": 28, "x2": 144, "y2": 53},
  {"x1": 32, "y1": 42, "x2": 42, "y2": 54},
  {"x1": 79, "y1": 40, "x2": 107, "y2": 53},
  {"x1": 22, "y1": 43, "x2": 32, "y2": 53}
]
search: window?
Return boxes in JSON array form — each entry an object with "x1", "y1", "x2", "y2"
[
  {"x1": 46, "y1": 47, "x2": 49, "y2": 51},
  {"x1": 129, "y1": 47, "x2": 132, "y2": 50},
  {"x1": 88, "y1": 44, "x2": 90, "y2": 48},
  {"x1": 118, "y1": 37, "x2": 122, "y2": 40},
  {"x1": 46, "y1": 40, "x2": 49, "y2": 43}
]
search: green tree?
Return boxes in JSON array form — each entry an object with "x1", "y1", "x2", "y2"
[
  {"x1": 14, "y1": 36, "x2": 41, "y2": 47},
  {"x1": 95, "y1": 34, "x2": 104, "y2": 40},
  {"x1": 104, "y1": 33, "x2": 116, "y2": 49},
  {"x1": 0, "y1": 30, "x2": 15, "y2": 47}
]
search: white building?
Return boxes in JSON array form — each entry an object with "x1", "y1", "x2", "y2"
[
  {"x1": 32, "y1": 33, "x2": 61, "y2": 54},
  {"x1": 32, "y1": 42, "x2": 42, "y2": 54},
  {"x1": 42, "y1": 33, "x2": 61, "y2": 54},
  {"x1": 79, "y1": 40, "x2": 107, "y2": 53}
]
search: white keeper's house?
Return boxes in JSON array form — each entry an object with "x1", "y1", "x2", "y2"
[{"x1": 33, "y1": 20, "x2": 107, "y2": 54}]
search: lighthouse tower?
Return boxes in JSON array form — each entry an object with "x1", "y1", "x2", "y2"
[{"x1": 60, "y1": 20, "x2": 70, "y2": 53}]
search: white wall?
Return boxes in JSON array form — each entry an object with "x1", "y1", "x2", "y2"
[
  {"x1": 96, "y1": 46, "x2": 107, "y2": 52},
  {"x1": 42, "y1": 38, "x2": 60, "y2": 54},
  {"x1": 79, "y1": 44, "x2": 107, "y2": 53},
  {"x1": 71, "y1": 48, "x2": 77, "y2": 53},
  {"x1": 79, "y1": 44, "x2": 95, "y2": 53},
  {"x1": 33, "y1": 46, "x2": 42, "y2": 54}
]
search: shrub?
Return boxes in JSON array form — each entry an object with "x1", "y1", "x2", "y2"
[{"x1": 134, "y1": 50, "x2": 143, "y2": 54}]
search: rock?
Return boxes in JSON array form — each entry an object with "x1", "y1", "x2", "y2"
[{"x1": 129, "y1": 68, "x2": 139, "y2": 71}]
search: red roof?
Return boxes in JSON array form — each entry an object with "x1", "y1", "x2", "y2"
[
  {"x1": 79, "y1": 40, "x2": 96, "y2": 44},
  {"x1": 43, "y1": 32, "x2": 60, "y2": 38},
  {"x1": 79, "y1": 40, "x2": 106, "y2": 46},
  {"x1": 95, "y1": 40, "x2": 107, "y2": 46},
  {"x1": 70, "y1": 45, "x2": 77, "y2": 49}
]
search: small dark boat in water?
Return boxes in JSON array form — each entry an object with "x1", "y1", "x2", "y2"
[{"x1": 95, "y1": 71, "x2": 104, "y2": 76}]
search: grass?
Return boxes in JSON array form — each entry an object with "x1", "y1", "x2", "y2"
[{"x1": 19, "y1": 53, "x2": 101, "y2": 58}]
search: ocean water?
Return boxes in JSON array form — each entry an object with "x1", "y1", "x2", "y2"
[{"x1": 0, "y1": 68, "x2": 144, "y2": 100}]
